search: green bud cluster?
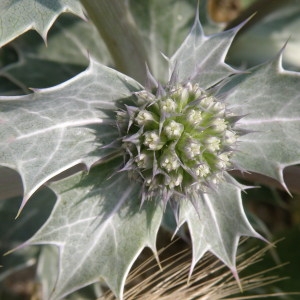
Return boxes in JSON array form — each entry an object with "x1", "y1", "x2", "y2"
[{"x1": 117, "y1": 83, "x2": 238, "y2": 201}]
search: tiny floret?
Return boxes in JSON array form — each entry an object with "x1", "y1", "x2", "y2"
[
  {"x1": 160, "y1": 98, "x2": 177, "y2": 113},
  {"x1": 166, "y1": 172, "x2": 183, "y2": 189},
  {"x1": 205, "y1": 136, "x2": 221, "y2": 152},
  {"x1": 186, "y1": 109, "x2": 202, "y2": 125},
  {"x1": 211, "y1": 118, "x2": 227, "y2": 132},
  {"x1": 143, "y1": 130, "x2": 165, "y2": 150},
  {"x1": 135, "y1": 110, "x2": 158, "y2": 126},
  {"x1": 135, "y1": 151, "x2": 153, "y2": 169},
  {"x1": 163, "y1": 120, "x2": 184, "y2": 139},
  {"x1": 211, "y1": 102, "x2": 226, "y2": 116},
  {"x1": 160, "y1": 151, "x2": 180, "y2": 172},
  {"x1": 116, "y1": 81, "x2": 240, "y2": 202},
  {"x1": 216, "y1": 152, "x2": 231, "y2": 169},
  {"x1": 194, "y1": 163, "x2": 210, "y2": 178},
  {"x1": 200, "y1": 96, "x2": 214, "y2": 108},
  {"x1": 184, "y1": 140, "x2": 201, "y2": 159}
]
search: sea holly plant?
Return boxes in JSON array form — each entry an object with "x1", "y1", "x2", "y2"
[{"x1": 0, "y1": 0, "x2": 300, "y2": 299}]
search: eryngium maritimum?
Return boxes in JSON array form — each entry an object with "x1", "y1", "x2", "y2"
[{"x1": 117, "y1": 81, "x2": 240, "y2": 206}]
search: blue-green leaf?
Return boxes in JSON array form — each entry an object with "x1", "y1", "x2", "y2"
[
  {"x1": 0, "y1": 59, "x2": 141, "y2": 211},
  {"x1": 178, "y1": 177, "x2": 261, "y2": 275},
  {"x1": 0, "y1": 0, "x2": 84, "y2": 47},
  {"x1": 0, "y1": 14, "x2": 112, "y2": 91},
  {"x1": 26, "y1": 163, "x2": 163, "y2": 299},
  {"x1": 170, "y1": 15, "x2": 241, "y2": 88},
  {"x1": 225, "y1": 55, "x2": 300, "y2": 190}
]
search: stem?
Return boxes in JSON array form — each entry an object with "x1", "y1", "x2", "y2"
[{"x1": 80, "y1": 0, "x2": 149, "y2": 85}]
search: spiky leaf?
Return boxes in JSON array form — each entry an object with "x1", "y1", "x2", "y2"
[
  {"x1": 0, "y1": 14, "x2": 112, "y2": 91},
  {"x1": 26, "y1": 163, "x2": 163, "y2": 299},
  {"x1": 129, "y1": 0, "x2": 196, "y2": 82},
  {"x1": 170, "y1": 14, "x2": 241, "y2": 89},
  {"x1": 129, "y1": 0, "x2": 220, "y2": 82},
  {"x1": 166, "y1": 9, "x2": 299, "y2": 277},
  {"x1": 178, "y1": 178, "x2": 261, "y2": 275},
  {"x1": 0, "y1": 59, "x2": 141, "y2": 211},
  {"x1": 227, "y1": 0, "x2": 300, "y2": 70},
  {"x1": 0, "y1": 0, "x2": 84, "y2": 47},
  {"x1": 225, "y1": 55, "x2": 300, "y2": 190}
]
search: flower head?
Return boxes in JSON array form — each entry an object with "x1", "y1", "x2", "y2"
[{"x1": 116, "y1": 79, "x2": 240, "y2": 206}]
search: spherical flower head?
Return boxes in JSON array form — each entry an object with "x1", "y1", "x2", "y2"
[{"x1": 116, "y1": 81, "x2": 240, "y2": 203}]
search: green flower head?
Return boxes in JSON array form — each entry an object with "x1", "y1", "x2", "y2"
[{"x1": 116, "y1": 73, "x2": 240, "y2": 209}]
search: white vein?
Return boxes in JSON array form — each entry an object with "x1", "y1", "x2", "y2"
[
  {"x1": 60, "y1": 183, "x2": 135, "y2": 290},
  {"x1": 239, "y1": 116, "x2": 300, "y2": 125},
  {"x1": 14, "y1": 118, "x2": 103, "y2": 141}
]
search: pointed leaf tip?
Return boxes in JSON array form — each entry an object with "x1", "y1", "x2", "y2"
[
  {"x1": 0, "y1": 0, "x2": 85, "y2": 47},
  {"x1": 170, "y1": 10, "x2": 243, "y2": 88},
  {"x1": 26, "y1": 166, "x2": 163, "y2": 299},
  {"x1": 192, "y1": 1, "x2": 204, "y2": 37},
  {"x1": 225, "y1": 57, "x2": 300, "y2": 185},
  {"x1": 178, "y1": 178, "x2": 264, "y2": 278},
  {"x1": 0, "y1": 58, "x2": 141, "y2": 210},
  {"x1": 231, "y1": 266, "x2": 243, "y2": 292}
]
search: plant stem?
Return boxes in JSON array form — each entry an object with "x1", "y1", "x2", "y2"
[{"x1": 80, "y1": 0, "x2": 149, "y2": 85}]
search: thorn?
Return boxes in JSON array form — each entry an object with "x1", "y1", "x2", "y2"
[
  {"x1": 282, "y1": 182, "x2": 292, "y2": 197},
  {"x1": 139, "y1": 193, "x2": 147, "y2": 210},
  {"x1": 150, "y1": 246, "x2": 163, "y2": 271},
  {"x1": 231, "y1": 267, "x2": 243, "y2": 292},
  {"x1": 275, "y1": 38, "x2": 290, "y2": 72},
  {"x1": 278, "y1": 169, "x2": 292, "y2": 197},
  {"x1": 4, "y1": 241, "x2": 28, "y2": 256},
  {"x1": 29, "y1": 87, "x2": 40, "y2": 93},
  {"x1": 169, "y1": 61, "x2": 179, "y2": 86},
  {"x1": 145, "y1": 64, "x2": 158, "y2": 91},
  {"x1": 255, "y1": 230, "x2": 270, "y2": 245},
  {"x1": 15, "y1": 196, "x2": 28, "y2": 219},
  {"x1": 160, "y1": 51, "x2": 169, "y2": 62},
  {"x1": 156, "y1": 82, "x2": 166, "y2": 98},
  {"x1": 188, "y1": 260, "x2": 196, "y2": 285},
  {"x1": 41, "y1": 30, "x2": 48, "y2": 47},
  {"x1": 195, "y1": 0, "x2": 201, "y2": 25},
  {"x1": 227, "y1": 114, "x2": 248, "y2": 124}
]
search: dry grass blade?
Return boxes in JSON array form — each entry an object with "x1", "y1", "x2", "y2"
[{"x1": 99, "y1": 240, "x2": 298, "y2": 300}]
